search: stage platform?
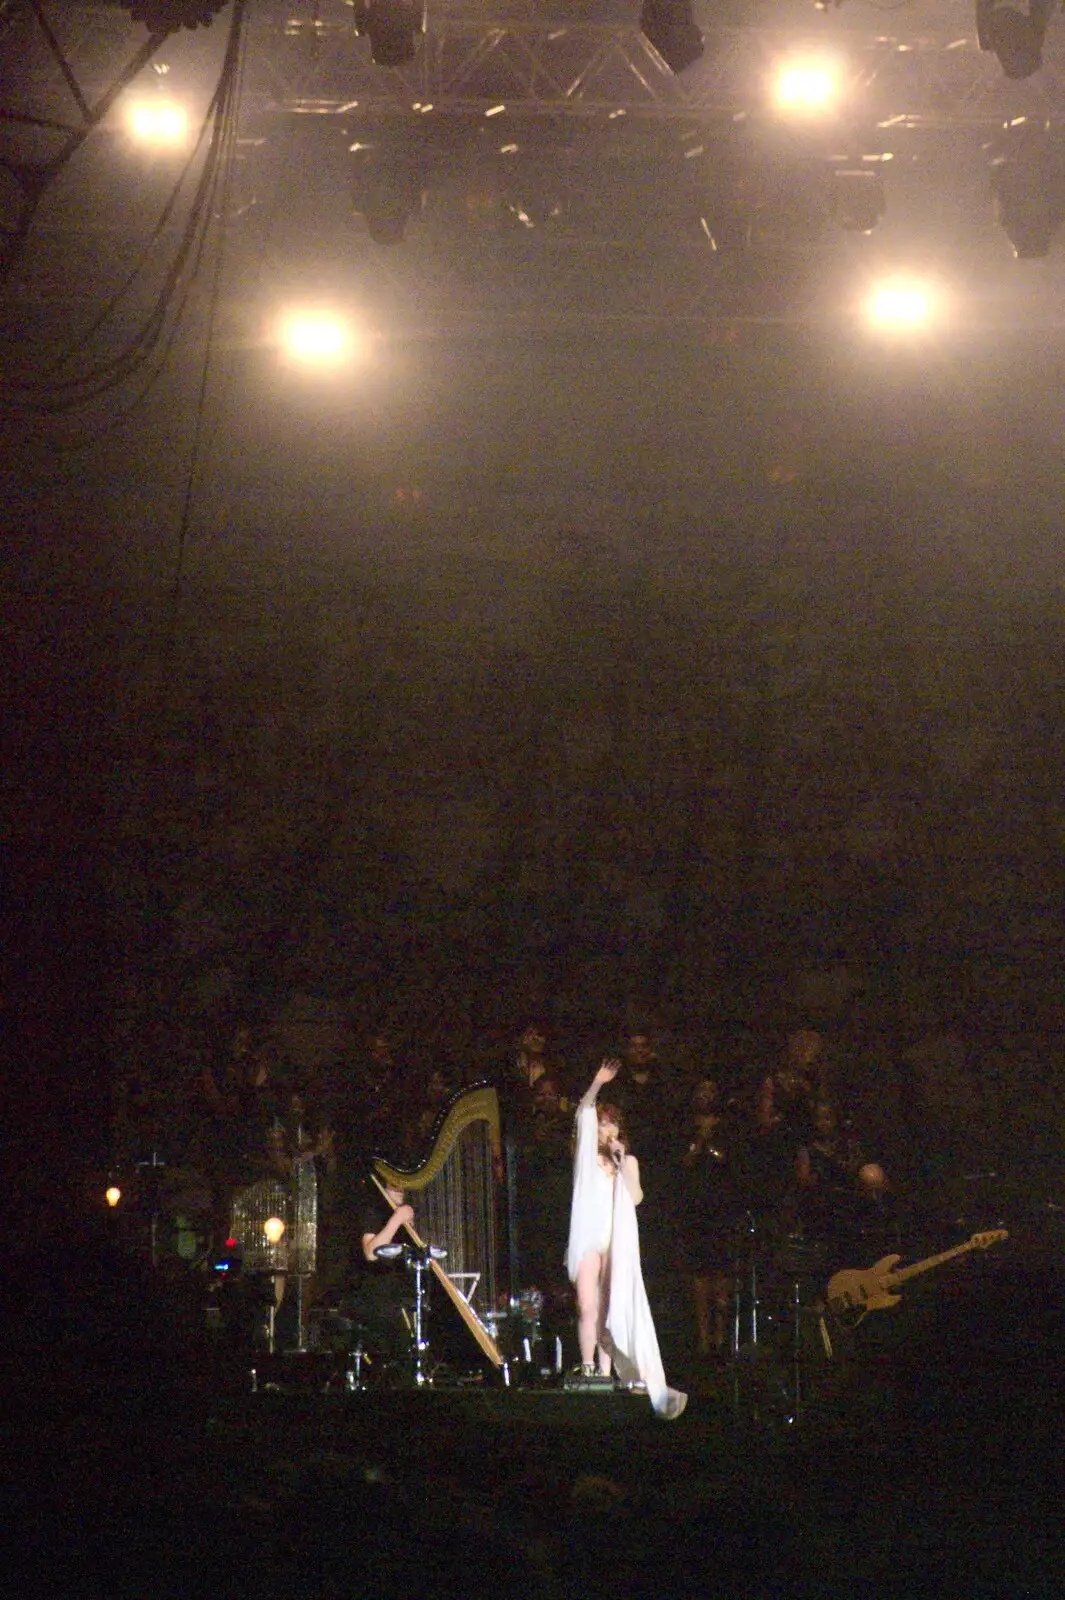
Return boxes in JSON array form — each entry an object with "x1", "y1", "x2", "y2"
[
  {"x1": 9, "y1": 1230, "x2": 1063, "y2": 1600},
  {"x1": 11, "y1": 1331, "x2": 1062, "y2": 1600}
]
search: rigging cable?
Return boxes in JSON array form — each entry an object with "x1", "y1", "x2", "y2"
[
  {"x1": 4, "y1": 0, "x2": 247, "y2": 413},
  {"x1": 165, "y1": 0, "x2": 250, "y2": 650}
]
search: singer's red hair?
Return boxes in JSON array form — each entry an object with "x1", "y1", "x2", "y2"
[{"x1": 596, "y1": 1101, "x2": 628, "y2": 1143}]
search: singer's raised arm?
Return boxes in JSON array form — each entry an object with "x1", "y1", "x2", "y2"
[{"x1": 579, "y1": 1057, "x2": 620, "y2": 1110}]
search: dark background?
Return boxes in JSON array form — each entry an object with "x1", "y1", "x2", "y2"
[
  {"x1": 5, "y1": 12, "x2": 1065, "y2": 1598},
  {"x1": 4, "y1": 0, "x2": 1065, "y2": 1228}
]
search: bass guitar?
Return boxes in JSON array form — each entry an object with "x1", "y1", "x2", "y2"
[{"x1": 826, "y1": 1230, "x2": 1008, "y2": 1328}]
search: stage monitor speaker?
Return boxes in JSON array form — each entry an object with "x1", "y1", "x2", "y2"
[{"x1": 639, "y1": 0, "x2": 704, "y2": 75}]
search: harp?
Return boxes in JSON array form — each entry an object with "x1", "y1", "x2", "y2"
[{"x1": 372, "y1": 1082, "x2": 504, "y2": 1368}]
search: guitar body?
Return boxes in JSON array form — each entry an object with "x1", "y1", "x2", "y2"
[
  {"x1": 827, "y1": 1256, "x2": 903, "y2": 1327},
  {"x1": 825, "y1": 1233, "x2": 1007, "y2": 1329}
]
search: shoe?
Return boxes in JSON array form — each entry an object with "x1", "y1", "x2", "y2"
[{"x1": 656, "y1": 1388, "x2": 688, "y2": 1421}]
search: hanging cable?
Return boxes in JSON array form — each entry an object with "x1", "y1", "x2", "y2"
[
  {"x1": 4, "y1": 0, "x2": 248, "y2": 414},
  {"x1": 164, "y1": 0, "x2": 250, "y2": 651}
]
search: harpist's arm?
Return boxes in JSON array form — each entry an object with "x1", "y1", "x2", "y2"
[{"x1": 362, "y1": 1202, "x2": 414, "y2": 1262}]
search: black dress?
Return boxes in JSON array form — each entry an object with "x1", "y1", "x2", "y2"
[
  {"x1": 337, "y1": 1191, "x2": 413, "y2": 1356},
  {"x1": 676, "y1": 1121, "x2": 744, "y2": 1275}
]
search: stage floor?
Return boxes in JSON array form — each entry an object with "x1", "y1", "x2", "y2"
[
  {"x1": 9, "y1": 1235, "x2": 1064, "y2": 1600},
  {"x1": 11, "y1": 1337, "x2": 1063, "y2": 1600}
]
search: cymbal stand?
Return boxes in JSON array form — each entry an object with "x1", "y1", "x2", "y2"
[
  {"x1": 731, "y1": 1212, "x2": 762, "y2": 1341},
  {"x1": 787, "y1": 1274, "x2": 802, "y2": 1426},
  {"x1": 729, "y1": 1211, "x2": 762, "y2": 1415}
]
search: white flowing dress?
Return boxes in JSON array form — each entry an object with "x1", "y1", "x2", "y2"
[{"x1": 565, "y1": 1102, "x2": 684, "y2": 1417}]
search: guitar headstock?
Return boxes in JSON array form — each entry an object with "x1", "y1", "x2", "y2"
[{"x1": 970, "y1": 1229, "x2": 1008, "y2": 1250}]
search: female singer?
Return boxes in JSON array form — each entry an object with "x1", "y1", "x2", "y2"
[{"x1": 566, "y1": 1058, "x2": 687, "y2": 1420}]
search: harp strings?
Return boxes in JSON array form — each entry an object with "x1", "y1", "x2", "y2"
[{"x1": 421, "y1": 1116, "x2": 497, "y2": 1316}]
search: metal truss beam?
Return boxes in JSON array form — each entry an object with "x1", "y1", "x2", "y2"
[
  {"x1": 243, "y1": 11, "x2": 1050, "y2": 125},
  {"x1": 3, "y1": 2, "x2": 1064, "y2": 129}
]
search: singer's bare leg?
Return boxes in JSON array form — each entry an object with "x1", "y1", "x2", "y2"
[
  {"x1": 597, "y1": 1252, "x2": 612, "y2": 1375},
  {"x1": 576, "y1": 1250, "x2": 603, "y2": 1369}
]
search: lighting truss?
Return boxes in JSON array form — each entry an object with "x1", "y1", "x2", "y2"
[
  {"x1": 222, "y1": 12, "x2": 1065, "y2": 122},
  {"x1": 6, "y1": 1, "x2": 1065, "y2": 126}
]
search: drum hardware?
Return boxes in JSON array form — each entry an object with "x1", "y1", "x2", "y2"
[
  {"x1": 787, "y1": 1275, "x2": 802, "y2": 1426},
  {"x1": 516, "y1": 1332, "x2": 556, "y2": 1385},
  {"x1": 730, "y1": 1211, "x2": 763, "y2": 1392},
  {"x1": 308, "y1": 1309, "x2": 371, "y2": 1391},
  {"x1": 344, "y1": 1339, "x2": 369, "y2": 1392},
  {"x1": 517, "y1": 1286, "x2": 544, "y2": 1326},
  {"x1": 727, "y1": 1215, "x2": 832, "y2": 1425},
  {"x1": 484, "y1": 1306, "x2": 509, "y2": 1348},
  {"x1": 376, "y1": 1241, "x2": 448, "y2": 1387}
]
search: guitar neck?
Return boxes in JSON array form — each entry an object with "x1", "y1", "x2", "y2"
[{"x1": 888, "y1": 1239, "x2": 977, "y2": 1287}]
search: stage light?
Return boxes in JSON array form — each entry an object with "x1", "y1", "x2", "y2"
[
  {"x1": 991, "y1": 119, "x2": 1065, "y2": 258},
  {"x1": 351, "y1": 0, "x2": 426, "y2": 67},
  {"x1": 105, "y1": 1185, "x2": 122, "y2": 1208},
  {"x1": 351, "y1": 137, "x2": 428, "y2": 245},
  {"x1": 861, "y1": 275, "x2": 942, "y2": 334},
  {"x1": 770, "y1": 52, "x2": 845, "y2": 116},
  {"x1": 125, "y1": 98, "x2": 190, "y2": 148},
  {"x1": 263, "y1": 1216, "x2": 286, "y2": 1243},
  {"x1": 976, "y1": 0, "x2": 1055, "y2": 79},
  {"x1": 639, "y1": 0, "x2": 704, "y2": 75},
  {"x1": 121, "y1": 0, "x2": 227, "y2": 31},
  {"x1": 276, "y1": 309, "x2": 360, "y2": 368}
]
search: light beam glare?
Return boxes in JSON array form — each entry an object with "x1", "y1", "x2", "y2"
[
  {"x1": 125, "y1": 99, "x2": 190, "y2": 148},
  {"x1": 861, "y1": 274, "x2": 944, "y2": 335},
  {"x1": 770, "y1": 53, "x2": 845, "y2": 117},
  {"x1": 276, "y1": 309, "x2": 361, "y2": 368}
]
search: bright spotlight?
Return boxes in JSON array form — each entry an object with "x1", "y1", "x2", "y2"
[
  {"x1": 276, "y1": 309, "x2": 359, "y2": 368},
  {"x1": 263, "y1": 1216, "x2": 286, "y2": 1243},
  {"x1": 862, "y1": 275, "x2": 942, "y2": 334},
  {"x1": 125, "y1": 98, "x2": 190, "y2": 148},
  {"x1": 105, "y1": 1185, "x2": 122, "y2": 1208},
  {"x1": 770, "y1": 53, "x2": 845, "y2": 116}
]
